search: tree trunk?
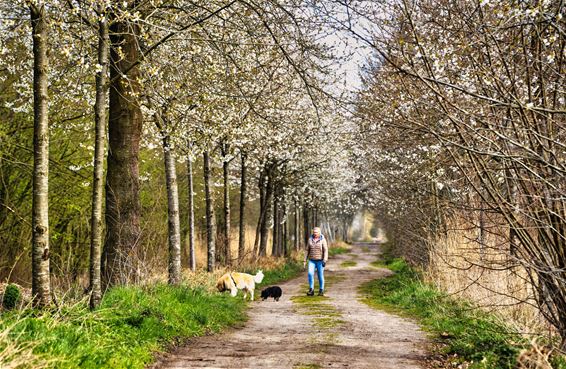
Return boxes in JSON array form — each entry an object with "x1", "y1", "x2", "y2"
[
  {"x1": 313, "y1": 206, "x2": 318, "y2": 228},
  {"x1": 303, "y1": 203, "x2": 310, "y2": 245},
  {"x1": 162, "y1": 130, "x2": 181, "y2": 285},
  {"x1": 283, "y1": 212, "x2": 288, "y2": 257},
  {"x1": 272, "y1": 189, "x2": 279, "y2": 257},
  {"x1": 204, "y1": 151, "x2": 216, "y2": 272},
  {"x1": 259, "y1": 171, "x2": 274, "y2": 256},
  {"x1": 89, "y1": 9, "x2": 109, "y2": 309},
  {"x1": 253, "y1": 169, "x2": 266, "y2": 256},
  {"x1": 238, "y1": 153, "x2": 247, "y2": 263},
  {"x1": 478, "y1": 201, "x2": 486, "y2": 261},
  {"x1": 294, "y1": 201, "x2": 300, "y2": 251},
  {"x1": 187, "y1": 149, "x2": 196, "y2": 271},
  {"x1": 104, "y1": 5, "x2": 143, "y2": 286},
  {"x1": 30, "y1": 2, "x2": 50, "y2": 307},
  {"x1": 282, "y1": 194, "x2": 288, "y2": 257},
  {"x1": 221, "y1": 142, "x2": 231, "y2": 266}
]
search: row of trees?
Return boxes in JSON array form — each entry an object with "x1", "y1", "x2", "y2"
[
  {"x1": 0, "y1": 1, "x2": 363, "y2": 308},
  {"x1": 348, "y1": 0, "x2": 566, "y2": 348}
]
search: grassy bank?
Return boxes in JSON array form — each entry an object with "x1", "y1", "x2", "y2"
[
  {"x1": 0, "y1": 260, "x2": 303, "y2": 369},
  {"x1": 362, "y1": 258, "x2": 522, "y2": 368},
  {"x1": 328, "y1": 241, "x2": 351, "y2": 257}
]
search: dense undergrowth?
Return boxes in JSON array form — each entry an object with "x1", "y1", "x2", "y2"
[
  {"x1": 0, "y1": 259, "x2": 303, "y2": 369},
  {"x1": 362, "y1": 257, "x2": 524, "y2": 368}
]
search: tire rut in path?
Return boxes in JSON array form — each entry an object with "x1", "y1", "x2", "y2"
[{"x1": 153, "y1": 242, "x2": 428, "y2": 369}]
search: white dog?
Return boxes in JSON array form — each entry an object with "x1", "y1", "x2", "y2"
[{"x1": 216, "y1": 270, "x2": 264, "y2": 301}]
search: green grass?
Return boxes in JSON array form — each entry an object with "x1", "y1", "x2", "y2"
[
  {"x1": 294, "y1": 364, "x2": 321, "y2": 369},
  {"x1": 328, "y1": 246, "x2": 349, "y2": 257},
  {"x1": 360, "y1": 258, "x2": 522, "y2": 369},
  {"x1": 340, "y1": 260, "x2": 357, "y2": 267},
  {"x1": 1, "y1": 285, "x2": 246, "y2": 369},
  {"x1": 254, "y1": 259, "x2": 303, "y2": 289},
  {"x1": 291, "y1": 271, "x2": 345, "y2": 334},
  {"x1": 0, "y1": 260, "x2": 304, "y2": 369}
]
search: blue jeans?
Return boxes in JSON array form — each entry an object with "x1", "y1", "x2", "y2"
[{"x1": 308, "y1": 259, "x2": 325, "y2": 291}]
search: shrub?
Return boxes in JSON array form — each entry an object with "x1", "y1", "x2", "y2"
[{"x1": 2, "y1": 284, "x2": 21, "y2": 310}]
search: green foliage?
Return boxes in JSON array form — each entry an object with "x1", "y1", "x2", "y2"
[
  {"x1": 328, "y1": 247, "x2": 349, "y2": 257},
  {"x1": 360, "y1": 258, "x2": 522, "y2": 369},
  {"x1": 340, "y1": 260, "x2": 357, "y2": 267},
  {"x1": 0, "y1": 259, "x2": 303, "y2": 368},
  {"x1": 2, "y1": 284, "x2": 21, "y2": 310},
  {"x1": 1, "y1": 284, "x2": 246, "y2": 369}
]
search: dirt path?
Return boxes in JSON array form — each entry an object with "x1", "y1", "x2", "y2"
[{"x1": 153, "y1": 243, "x2": 428, "y2": 369}]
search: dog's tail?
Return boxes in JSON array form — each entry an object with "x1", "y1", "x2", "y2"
[{"x1": 254, "y1": 270, "x2": 264, "y2": 283}]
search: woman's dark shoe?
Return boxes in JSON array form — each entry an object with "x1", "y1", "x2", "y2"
[
  {"x1": 307, "y1": 288, "x2": 314, "y2": 296},
  {"x1": 318, "y1": 289, "x2": 324, "y2": 296}
]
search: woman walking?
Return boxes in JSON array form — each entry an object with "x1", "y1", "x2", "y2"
[{"x1": 303, "y1": 227, "x2": 328, "y2": 296}]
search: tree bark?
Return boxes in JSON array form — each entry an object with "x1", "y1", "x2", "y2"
[
  {"x1": 204, "y1": 151, "x2": 216, "y2": 272},
  {"x1": 272, "y1": 189, "x2": 279, "y2": 257},
  {"x1": 104, "y1": 4, "x2": 143, "y2": 286},
  {"x1": 259, "y1": 170, "x2": 274, "y2": 257},
  {"x1": 294, "y1": 201, "x2": 300, "y2": 251},
  {"x1": 30, "y1": 2, "x2": 50, "y2": 307},
  {"x1": 161, "y1": 127, "x2": 181, "y2": 285},
  {"x1": 187, "y1": 149, "x2": 196, "y2": 271},
  {"x1": 282, "y1": 192, "x2": 288, "y2": 257},
  {"x1": 221, "y1": 142, "x2": 231, "y2": 266},
  {"x1": 303, "y1": 203, "x2": 310, "y2": 245},
  {"x1": 253, "y1": 169, "x2": 266, "y2": 256},
  {"x1": 238, "y1": 153, "x2": 247, "y2": 263},
  {"x1": 90, "y1": 8, "x2": 109, "y2": 309}
]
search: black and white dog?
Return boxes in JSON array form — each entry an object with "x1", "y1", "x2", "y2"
[{"x1": 260, "y1": 286, "x2": 283, "y2": 301}]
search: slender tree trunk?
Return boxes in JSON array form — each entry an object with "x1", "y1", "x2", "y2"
[
  {"x1": 238, "y1": 153, "x2": 247, "y2": 263},
  {"x1": 30, "y1": 2, "x2": 50, "y2": 307},
  {"x1": 104, "y1": 5, "x2": 143, "y2": 286},
  {"x1": 204, "y1": 151, "x2": 216, "y2": 272},
  {"x1": 89, "y1": 9, "x2": 109, "y2": 308},
  {"x1": 221, "y1": 142, "x2": 231, "y2": 266},
  {"x1": 253, "y1": 170, "x2": 266, "y2": 256},
  {"x1": 294, "y1": 201, "x2": 300, "y2": 251},
  {"x1": 161, "y1": 128, "x2": 181, "y2": 285},
  {"x1": 478, "y1": 200, "x2": 485, "y2": 261},
  {"x1": 313, "y1": 206, "x2": 318, "y2": 228},
  {"x1": 187, "y1": 149, "x2": 196, "y2": 271},
  {"x1": 283, "y1": 213, "x2": 288, "y2": 257},
  {"x1": 282, "y1": 193, "x2": 288, "y2": 257},
  {"x1": 272, "y1": 189, "x2": 279, "y2": 257},
  {"x1": 303, "y1": 203, "x2": 310, "y2": 245},
  {"x1": 259, "y1": 171, "x2": 274, "y2": 256}
]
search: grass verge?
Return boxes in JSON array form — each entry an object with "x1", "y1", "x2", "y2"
[
  {"x1": 340, "y1": 260, "x2": 357, "y2": 268},
  {"x1": 360, "y1": 258, "x2": 523, "y2": 368},
  {"x1": 329, "y1": 247, "x2": 349, "y2": 257},
  {"x1": 0, "y1": 260, "x2": 303, "y2": 369}
]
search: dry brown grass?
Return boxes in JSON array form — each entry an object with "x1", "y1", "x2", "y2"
[
  {"x1": 425, "y1": 221, "x2": 548, "y2": 336},
  {"x1": 516, "y1": 339, "x2": 554, "y2": 369},
  {"x1": 141, "y1": 226, "x2": 301, "y2": 292}
]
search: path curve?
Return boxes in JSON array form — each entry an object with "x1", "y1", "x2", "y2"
[{"x1": 153, "y1": 243, "x2": 428, "y2": 369}]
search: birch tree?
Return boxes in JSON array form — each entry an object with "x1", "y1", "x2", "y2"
[
  {"x1": 89, "y1": 0, "x2": 109, "y2": 308},
  {"x1": 29, "y1": 0, "x2": 50, "y2": 306}
]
